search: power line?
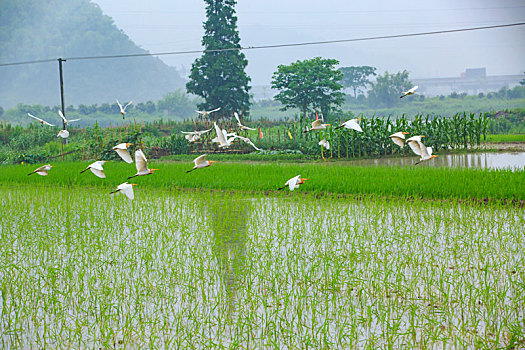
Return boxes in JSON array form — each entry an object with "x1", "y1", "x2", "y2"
[{"x1": 0, "y1": 22, "x2": 523, "y2": 67}]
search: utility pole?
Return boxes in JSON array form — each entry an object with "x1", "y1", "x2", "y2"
[{"x1": 58, "y1": 58, "x2": 67, "y2": 160}]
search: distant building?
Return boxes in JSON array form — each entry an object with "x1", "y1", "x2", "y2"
[{"x1": 413, "y1": 68, "x2": 522, "y2": 96}]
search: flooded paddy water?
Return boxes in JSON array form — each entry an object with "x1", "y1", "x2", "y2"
[
  {"x1": 0, "y1": 186, "x2": 523, "y2": 348},
  {"x1": 345, "y1": 151, "x2": 525, "y2": 170}
]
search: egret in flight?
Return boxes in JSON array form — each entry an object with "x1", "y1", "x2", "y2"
[
  {"x1": 389, "y1": 132, "x2": 409, "y2": 147},
  {"x1": 335, "y1": 118, "x2": 362, "y2": 132},
  {"x1": 196, "y1": 107, "x2": 221, "y2": 117},
  {"x1": 319, "y1": 139, "x2": 330, "y2": 150},
  {"x1": 110, "y1": 182, "x2": 136, "y2": 200},
  {"x1": 27, "y1": 113, "x2": 54, "y2": 126},
  {"x1": 113, "y1": 143, "x2": 133, "y2": 163},
  {"x1": 186, "y1": 154, "x2": 218, "y2": 173},
  {"x1": 116, "y1": 99, "x2": 132, "y2": 119},
  {"x1": 127, "y1": 149, "x2": 158, "y2": 179},
  {"x1": 407, "y1": 135, "x2": 438, "y2": 164},
  {"x1": 214, "y1": 122, "x2": 234, "y2": 148},
  {"x1": 27, "y1": 164, "x2": 53, "y2": 176},
  {"x1": 80, "y1": 160, "x2": 107, "y2": 178},
  {"x1": 58, "y1": 110, "x2": 80, "y2": 127},
  {"x1": 278, "y1": 175, "x2": 308, "y2": 191},
  {"x1": 232, "y1": 135, "x2": 262, "y2": 151},
  {"x1": 57, "y1": 129, "x2": 69, "y2": 138},
  {"x1": 181, "y1": 129, "x2": 211, "y2": 143},
  {"x1": 400, "y1": 86, "x2": 418, "y2": 98},
  {"x1": 305, "y1": 120, "x2": 330, "y2": 133},
  {"x1": 234, "y1": 112, "x2": 256, "y2": 131}
]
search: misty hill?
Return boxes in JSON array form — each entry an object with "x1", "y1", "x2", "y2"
[{"x1": 0, "y1": 0, "x2": 185, "y2": 109}]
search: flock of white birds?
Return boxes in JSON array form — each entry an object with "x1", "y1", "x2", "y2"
[{"x1": 25, "y1": 87, "x2": 434, "y2": 199}]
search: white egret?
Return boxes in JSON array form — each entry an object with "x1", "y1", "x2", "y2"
[
  {"x1": 335, "y1": 118, "x2": 362, "y2": 132},
  {"x1": 27, "y1": 164, "x2": 53, "y2": 176},
  {"x1": 231, "y1": 135, "x2": 262, "y2": 151},
  {"x1": 196, "y1": 107, "x2": 221, "y2": 117},
  {"x1": 80, "y1": 160, "x2": 107, "y2": 178},
  {"x1": 27, "y1": 113, "x2": 54, "y2": 126},
  {"x1": 389, "y1": 132, "x2": 409, "y2": 147},
  {"x1": 181, "y1": 129, "x2": 211, "y2": 143},
  {"x1": 116, "y1": 99, "x2": 132, "y2": 119},
  {"x1": 110, "y1": 182, "x2": 136, "y2": 200},
  {"x1": 278, "y1": 175, "x2": 308, "y2": 191},
  {"x1": 319, "y1": 139, "x2": 330, "y2": 150},
  {"x1": 214, "y1": 122, "x2": 233, "y2": 148},
  {"x1": 407, "y1": 136, "x2": 438, "y2": 164},
  {"x1": 112, "y1": 143, "x2": 133, "y2": 163},
  {"x1": 57, "y1": 129, "x2": 69, "y2": 138},
  {"x1": 127, "y1": 149, "x2": 158, "y2": 179},
  {"x1": 304, "y1": 120, "x2": 330, "y2": 133},
  {"x1": 58, "y1": 110, "x2": 80, "y2": 127},
  {"x1": 186, "y1": 154, "x2": 218, "y2": 173},
  {"x1": 234, "y1": 112, "x2": 256, "y2": 130},
  {"x1": 400, "y1": 86, "x2": 418, "y2": 98}
]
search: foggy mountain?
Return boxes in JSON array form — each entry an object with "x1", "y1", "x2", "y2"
[{"x1": 0, "y1": 0, "x2": 185, "y2": 109}]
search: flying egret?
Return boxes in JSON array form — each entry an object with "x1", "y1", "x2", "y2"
[
  {"x1": 80, "y1": 160, "x2": 107, "y2": 178},
  {"x1": 27, "y1": 113, "x2": 54, "y2": 126},
  {"x1": 234, "y1": 112, "x2": 256, "y2": 130},
  {"x1": 116, "y1": 99, "x2": 132, "y2": 119},
  {"x1": 112, "y1": 143, "x2": 133, "y2": 163},
  {"x1": 181, "y1": 129, "x2": 211, "y2": 143},
  {"x1": 304, "y1": 120, "x2": 330, "y2": 133},
  {"x1": 335, "y1": 118, "x2": 362, "y2": 132},
  {"x1": 214, "y1": 122, "x2": 233, "y2": 148},
  {"x1": 27, "y1": 164, "x2": 53, "y2": 176},
  {"x1": 196, "y1": 107, "x2": 221, "y2": 117},
  {"x1": 389, "y1": 132, "x2": 409, "y2": 147},
  {"x1": 110, "y1": 182, "x2": 136, "y2": 200},
  {"x1": 400, "y1": 86, "x2": 418, "y2": 98},
  {"x1": 127, "y1": 149, "x2": 158, "y2": 179},
  {"x1": 186, "y1": 154, "x2": 218, "y2": 173},
  {"x1": 57, "y1": 129, "x2": 69, "y2": 138},
  {"x1": 231, "y1": 135, "x2": 262, "y2": 151},
  {"x1": 58, "y1": 110, "x2": 80, "y2": 127},
  {"x1": 278, "y1": 175, "x2": 308, "y2": 191},
  {"x1": 407, "y1": 136, "x2": 438, "y2": 164},
  {"x1": 319, "y1": 139, "x2": 330, "y2": 150}
]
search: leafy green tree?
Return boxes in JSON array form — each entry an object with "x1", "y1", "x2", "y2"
[
  {"x1": 271, "y1": 57, "x2": 345, "y2": 117},
  {"x1": 157, "y1": 90, "x2": 198, "y2": 118},
  {"x1": 340, "y1": 66, "x2": 377, "y2": 98},
  {"x1": 186, "y1": 0, "x2": 251, "y2": 115},
  {"x1": 367, "y1": 70, "x2": 412, "y2": 108},
  {"x1": 520, "y1": 72, "x2": 525, "y2": 86}
]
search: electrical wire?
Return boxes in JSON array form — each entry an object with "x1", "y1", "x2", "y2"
[{"x1": 0, "y1": 22, "x2": 523, "y2": 67}]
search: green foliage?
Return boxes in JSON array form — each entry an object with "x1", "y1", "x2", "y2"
[
  {"x1": 368, "y1": 70, "x2": 413, "y2": 108},
  {"x1": 340, "y1": 66, "x2": 377, "y2": 98},
  {"x1": 186, "y1": 0, "x2": 251, "y2": 115},
  {"x1": 272, "y1": 57, "x2": 345, "y2": 117}
]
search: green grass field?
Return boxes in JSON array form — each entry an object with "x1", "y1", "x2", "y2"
[
  {"x1": 1, "y1": 160, "x2": 524, "y2": 201},
  {"x1": 485, "y1": 134, "x2": 525, "y2": 143}
]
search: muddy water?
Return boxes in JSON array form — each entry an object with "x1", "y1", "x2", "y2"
[{"x1": 345, "y1": 152, "x2": 525, "y2": 170}]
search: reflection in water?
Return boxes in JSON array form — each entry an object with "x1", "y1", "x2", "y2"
[
  {"x1": 208, "y1": 196, "x2": 250, "y2": 317},
  {"x1": 344, "y1": 152, "x2": 525, "y2": 170}
]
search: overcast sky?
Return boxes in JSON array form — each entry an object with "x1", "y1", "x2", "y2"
[{"x1": 91, "y1": 0, "x2": 525, "y2": 85}]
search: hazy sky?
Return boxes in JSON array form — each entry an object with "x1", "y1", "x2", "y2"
[{"x1": 91, "y1": 0, "x2": 525, "y2": 85}]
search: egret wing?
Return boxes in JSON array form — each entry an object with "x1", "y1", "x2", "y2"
[
  {"x1": 209, "y1": 107, "x2": 221, "y2": 113},
  {"x1": 134, "y1": 149, "x2": 148, "y2": 173},
  {"x1": 123, "y1": 101, "x2": 132, "y2": 110},
  {"x1": 312, "y1": 120, "x2": 322, "y2": 128},
  {"x1": 390, "y1": 136, "x2": 405, "y2": 148},
  {"x1": 346, "y1": 119, "x2": 362, "y2": 132},
  {"x1": 407, "y1": 140, "x2": 422, "y2": 155},
  {"x1": 234, "y1": 112, "x2": 241, "y2": 124},
  {"x1": 116, "y1": 99, "x2": 123, "y2": 110},
  {"x1": 119, "y1": 183, "x2": 134, "y2": 200},
  {"x1": 214, "y1": 122, "x2": 228, "y2": 145},
  {"x1": 115, "y1": 149, "x2": 133, "y2": 163},
  {"x1": 68, "y1": 118, "x2": 80, "y2": 123},
  {"x1": 193, "y1": 154, "x2": 207, "y2": 166},
  {"x1": 418, "y1": 141, "x2": 430, "y2": 158},
  {"x1": 28, "y1": 113, "x2": 55, "y2": 126},
  {"x1": 288, "y1": 175, "x2": 301, "y2": 191},
  {"x1": 58, "y1": 110, "x2": 67, "y2": 123},
  {"x1": 90, "y1": 168, "x2": 106, "y2": 178}
]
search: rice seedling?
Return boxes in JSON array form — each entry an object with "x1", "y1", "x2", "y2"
[{"x1": 0, "y1": 185, "x2": 523, "y2": 348}]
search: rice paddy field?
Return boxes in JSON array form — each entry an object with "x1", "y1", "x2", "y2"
[{"x1": 1, "y1": 162, "x2": 524, "y2": 348}]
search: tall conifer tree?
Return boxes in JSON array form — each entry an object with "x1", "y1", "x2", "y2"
[{"x1": 186, "y1": 0, "x2": 251, "y2": 116}]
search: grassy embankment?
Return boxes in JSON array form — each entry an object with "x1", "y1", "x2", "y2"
[{"x1": 2, "y1": 161, "x2": 524, "y2": 202}]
